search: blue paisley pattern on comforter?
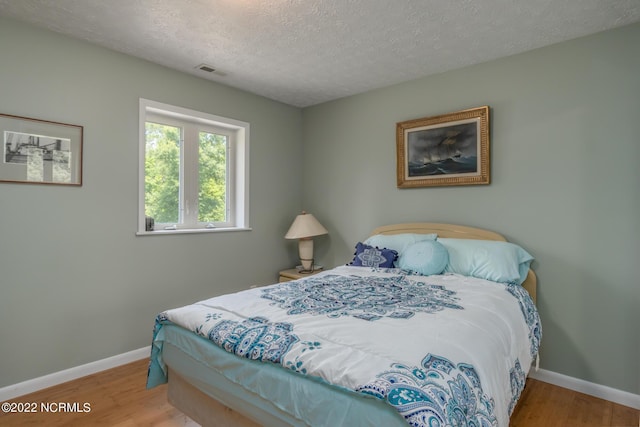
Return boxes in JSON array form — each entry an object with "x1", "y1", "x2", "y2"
[
  {"x1": 506, "y1": 284, "x2": 542, "y2": 357},
  {"x1": 357, "y1": 354, "x2": 498, "y2": 427},
  {"x1": 261, "y1": 274, "x2": 463, "y2": 321},
  {"x1": 147, "y1": 266, "x2": 540, "y2": 427},
  {"x1": 208, "y1": 316, "x2": 299, "y2": 363}
]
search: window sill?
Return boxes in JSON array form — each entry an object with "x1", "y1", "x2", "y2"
[{"x1": 136, "y1": 227, "x2": 252, "y2": 236}]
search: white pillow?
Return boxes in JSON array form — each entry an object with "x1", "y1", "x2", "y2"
[{"x1": 363, "y1": 233, "x2": 438, "y2": 261}]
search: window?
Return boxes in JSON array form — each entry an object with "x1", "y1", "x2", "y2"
[{"x1": 138, "y1": 99, "x2": 249, "y2": 234}]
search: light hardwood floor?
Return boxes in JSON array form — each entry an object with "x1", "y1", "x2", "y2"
[{"x1": 1, "y1": 359, "x2": 638, "y2": 426}]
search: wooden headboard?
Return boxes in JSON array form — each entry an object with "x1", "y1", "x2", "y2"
[{"x1": 369, "y1": 222, "x2": 537, "y2": 303}]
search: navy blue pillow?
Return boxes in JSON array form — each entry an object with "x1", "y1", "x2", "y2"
[{"x1": 350, "y1": 242, "x2": 398, "y2": 268}]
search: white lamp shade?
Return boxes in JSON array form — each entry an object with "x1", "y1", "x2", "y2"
[{"x1": 285, "y1": 212, "x2": 328, "y2": 239}]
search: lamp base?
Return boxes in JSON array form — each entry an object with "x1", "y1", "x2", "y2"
[
  {"x1": 298, "y1": 258, "x2": 315, "y2": 274},
  {"x1": 298, "y1": 239, "x2": 315, "y2": 273},
  {"x1": 295, "y1": 264, "x2": 323, "y2": 273}
]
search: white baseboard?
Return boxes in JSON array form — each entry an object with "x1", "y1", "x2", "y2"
[
  {"x1": 0, "y1": 346, "x2": 150, "y2": 402},
  {"x1": 529, "y1": 368, "x2": 640, "y2": 410}
]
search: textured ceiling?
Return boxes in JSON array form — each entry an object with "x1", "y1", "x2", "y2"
[{"x1": 1, "y1": 0, "x2": 639, "y2": 107}]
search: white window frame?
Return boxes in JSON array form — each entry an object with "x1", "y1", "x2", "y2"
[{"x1": 137, "y1": 99, "x2": 250, "y2": 235}]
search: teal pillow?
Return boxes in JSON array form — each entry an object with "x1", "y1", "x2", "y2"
[
  {"x1": 397, "y1": 240, "x2": 449, "y2": 276},
  {"x1": 437, "y1": 238, "x2": 533, "y2": 284}
]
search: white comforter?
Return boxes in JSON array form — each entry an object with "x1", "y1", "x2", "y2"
[{"x1": 155, "y1": 266, "x2": 541, "y2": 427}]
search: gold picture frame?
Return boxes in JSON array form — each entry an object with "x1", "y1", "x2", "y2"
[
  {"x1": 0, "y1": 113, "x2": 83, "y2": 186},
  {"x1": 396, "y1": 106, "x2": 490, "y2": 188}
]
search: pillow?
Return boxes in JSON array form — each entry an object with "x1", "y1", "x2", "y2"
[
  {"x1": 397, "y1": 240, "x2": 449, "y2": 276},
  {"x1": 437, "y1": 238, "x2": 533, "y2": 285},
  {"x1": 363, "y1": 233, "x2": 438, "y2": 261},
  {"x1": 349, "y1": 242, "x2": 398, "y2": 268}
]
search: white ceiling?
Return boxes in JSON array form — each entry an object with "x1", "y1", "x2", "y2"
[{"x1": 1, "y1": 0, "x2": 639, "y2": 107}]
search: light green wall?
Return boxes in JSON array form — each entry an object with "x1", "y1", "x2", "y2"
[
  {"x1": 303, "y1": 23, "x2": 640, "y2": 394},
  {"x1": 1, "y1": 15, "x2": 638, "y2": 397},
  {"x1": 0, "y1": 17, "x2": 302, "y2": 387}
]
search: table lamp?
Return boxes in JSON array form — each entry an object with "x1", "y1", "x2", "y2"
[{"x1": 285, "y1": 211, "x2": 328, "y2": 273}]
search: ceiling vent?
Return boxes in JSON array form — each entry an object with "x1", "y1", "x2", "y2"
[{"x1": 195, "y1": 64, "x2": 226, "y2": 76}]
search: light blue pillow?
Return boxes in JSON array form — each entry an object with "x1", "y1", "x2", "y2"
[
  {"x1": 363, "y1": 233, "x2": 438, "y2": 263},
  {"x1": 397, "y1": 240, "x2": 449, "y2": 276},
  {"x1": 438, "y1": 238, "x2": 533, "y2": 285}
]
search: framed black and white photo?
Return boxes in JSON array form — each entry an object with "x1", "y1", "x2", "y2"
[
  {"x1": 1, "y1": 113, "x2": 83, "y2": 186},
  {"x1": 396, "y1": 106, "x2": 490, "y2": 188}
]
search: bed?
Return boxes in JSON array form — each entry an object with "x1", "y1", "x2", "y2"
[{"x1": 147, "y1": 222, "x2": 541, "y2": 427}]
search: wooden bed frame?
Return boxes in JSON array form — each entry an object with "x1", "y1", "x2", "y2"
[{"x1": 165, "y1": 222, "x2": 537, "y2": 426}]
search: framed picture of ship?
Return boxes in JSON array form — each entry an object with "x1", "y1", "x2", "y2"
[
  {"x1": 1, "y1": 113, "x2": 83, "y2": 186},
  {"x1": 396, "y1": 106, "x2": 490, "y2": 188}
]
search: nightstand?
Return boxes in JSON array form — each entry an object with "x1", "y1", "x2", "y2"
[{"x1": 279, "y1": 268, "x2": 323, "y2": 282}]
